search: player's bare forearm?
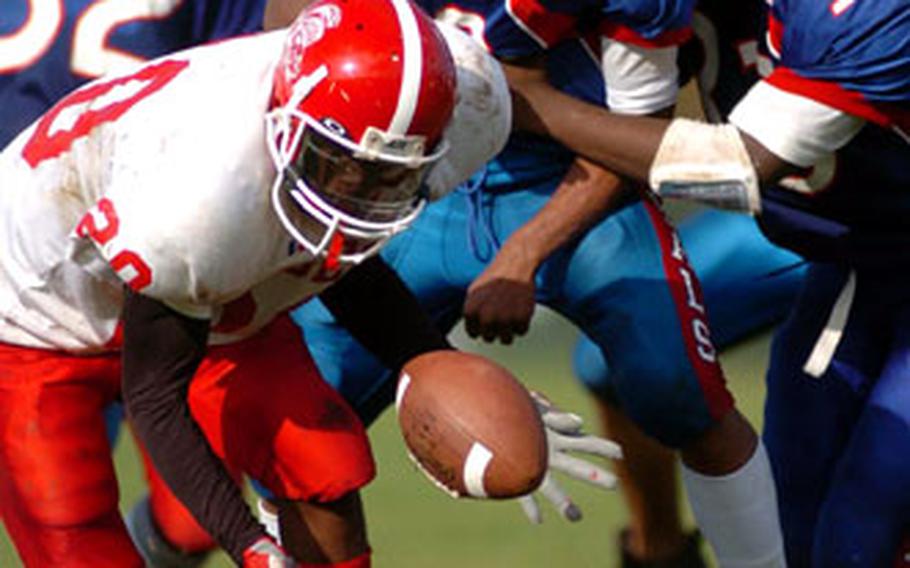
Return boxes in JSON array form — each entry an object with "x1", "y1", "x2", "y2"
[
  {"x1": 120, "y1": 289, "x2": 263, "y2": 563},
  {"x1": 504, "y1": 156, "x2": 630, "y2": 269},
  {"x1": 505, "y1": 62, "x2": 800, "y2": 191},
  {"x1": 504, "y1": 62, "x2": 667, "y2": 182},
  {"x1": 462, "y1": 157, "x2": 631, "y2": 344}
]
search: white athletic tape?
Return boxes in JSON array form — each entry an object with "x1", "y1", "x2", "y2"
[
  {"x1": 650, "y1": 118, "x2": 761, "y2": 213},
  {"x1": 395, "y1": 372, "x2": 412, "y2": 412},
  {"x1": 256, "y1": 499, "x2": 281, "y2": 545},
  {"x1": 803, "y1": 270, "x2": 856, "y2": 378},
  {"x1": 463, "y1": 442, "x2": 493, "y2": 498}
]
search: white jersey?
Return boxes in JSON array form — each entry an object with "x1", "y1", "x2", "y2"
[{"x1": 0, "y1": 26, "x2": 509, "y2": 352}]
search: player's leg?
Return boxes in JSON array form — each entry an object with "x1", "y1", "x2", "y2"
[
  {"x1": 551, "y1": 200, "x2": 783, "y2": 567},
  {"x1": 573, "y1": 339, "x2": 701, "y2": 566},
  {"x1": 761, "y1": 263, "x2": 882, "y2": 567},
  {"x1": 569, "y1": 209, "x2": 803, "y2": 565},
  {"x1": 187, "y1": 315, "x2": 376, "y2": 565},
  {"x1": 125, "y1": 435, "x2": 240, "y2": 567},
  {"x1": 810, "y1": 276, "x2": 910, "y2": 567},
  {"x1": 0, "y1": 344, "x2": 143, "y2": 567},
  {"x1": 675, "y1": 209, "x2": 805, "y2": 346}
]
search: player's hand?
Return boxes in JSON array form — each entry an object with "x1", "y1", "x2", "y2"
[
  {"x1": 519, "y1": 391, "x2": 622, "y2": 523},
  {"x1": 463, "y1": 243, "x2": 537, "y2": 345},
  {"x1": 243, "y1": 536, "x2": 297, "y2": 568}
]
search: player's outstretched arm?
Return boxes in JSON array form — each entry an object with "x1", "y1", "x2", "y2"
[
  {"x1": 318, "y1": 255, "x2": 452, "y2": 373},
  {"x1": 121, "y1": 289, "x2": 271, "y2": 565},
  {"x1": 463, "y1": 156, "x2": 631, "y2": 345},
  {"x1": 518, "y1": 391, "x2": 623, "y2": 523},
  {"x1": 503, "y1": 62, "x2": 796, "y2": 197}
]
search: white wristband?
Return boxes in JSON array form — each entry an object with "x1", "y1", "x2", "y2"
[{"x1": 649, "y1": 118, "x2": 761, "y2": 213}]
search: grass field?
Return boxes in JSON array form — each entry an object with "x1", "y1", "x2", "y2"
[{"x1": 0, "y1": 309, "x2": 771, "y2": 567}]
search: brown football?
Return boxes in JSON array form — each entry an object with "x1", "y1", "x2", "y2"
[{"x1": 395, "y1": 350, "x2": 548, "y2": 499}]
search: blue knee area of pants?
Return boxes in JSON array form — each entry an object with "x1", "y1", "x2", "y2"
[
  {"x1": 549, "y1": 202, "x2": 726, "y2": 447},
  {"x1": 813, "y1": 405, "x2": 910, "y2": 567},
  {"x1": 678, "y1": 210, "x2": 805, "y2": 346},
  {"x1": 572, "y1": 209, "x2": 805, "y2": 399},
  {"x1": 572, "y1": 336, "x2": 614, "y2": 402}
]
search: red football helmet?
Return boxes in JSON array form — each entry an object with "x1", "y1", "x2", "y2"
[{"x1": 266, "y1": 0, "x2": 457, "y2": 263}]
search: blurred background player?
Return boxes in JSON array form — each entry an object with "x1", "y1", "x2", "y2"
[
  {"x1": 504, "y1": 0, "x2": 910, "y2": 563},
  {"x1": 286, "y1": 1, "x2": 786, "y2": 567},
  {"x1": 0, "y1": 0, "x2": 266, "y2": 145},
  {"x1": 0, "y1": 0, "x2": 267, "y2": 564},
  {"x1": 570, "y1": 1, "x2": 807, "y2": 563},
  {"x1": 0, "y1": 1, "x2": 512, "y2": 565}
]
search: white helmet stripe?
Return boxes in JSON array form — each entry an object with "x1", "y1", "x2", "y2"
[{"x1": 388, "y1": 0, "x2": 423, "y2": 135}]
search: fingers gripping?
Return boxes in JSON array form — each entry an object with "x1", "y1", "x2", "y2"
[{"x1": 515, "y1": 390, "x2": 622, "y2": 523}]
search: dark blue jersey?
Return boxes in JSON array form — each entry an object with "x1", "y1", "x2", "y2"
[
  {"x1": 0, "y1": 0, "x2": 265, "y2": 146},
  {"x1": 420, "y1": 0, "x2": 691, "y2": 57},
  {"x1": 767, "y1": 0, "x2": 910, "y2": 127},
  {"x1": 685, "y1": 0, "x2": 910, "y2": 266},
  {"x1": 419, "y1": 0, "x2": 693, "y2": 190}
]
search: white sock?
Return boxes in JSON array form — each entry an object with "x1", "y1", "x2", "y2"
[
  {"x1": 257, "y1": 498, "x2": 282, "y2": 545},
  {"x1": 682, "y1": 441, "x2": 786, "y2": 567}
]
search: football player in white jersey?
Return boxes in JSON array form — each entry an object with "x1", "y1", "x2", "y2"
[{"x1": 0, "y1": 0, "x2": 510, "y2": 565}]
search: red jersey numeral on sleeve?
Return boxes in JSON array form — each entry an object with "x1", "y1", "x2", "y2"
[
  {"x1": 75, "y1": 197, "x2": 119, "y2": 245},
  {"x1": 109, "y1": 250, "x2": 153, "y2": 291},
  {"x1": 22, "y1": 58, "x2": 188, "y2": 167},
  {"x1": 76, "y1": 198, "x2": 153, "y2": 292}
]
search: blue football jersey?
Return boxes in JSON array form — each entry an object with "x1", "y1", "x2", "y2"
[
  {"x1": 0, "y1": 0, "x2": 265, "y2": 146},
  {"x1": 419, "y1": 0, "x2": 693, "y2": 190},
  {"x1": 766, "y1": 0, "x2": 910, "y2": 130},
  {"x1": 693, "y1": 0, "x2": 910, "y2": 265}
]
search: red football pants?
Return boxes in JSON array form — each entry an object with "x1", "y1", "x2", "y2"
[{"x1": 0, "y1": 315, "x2": 375, "y2": 567}]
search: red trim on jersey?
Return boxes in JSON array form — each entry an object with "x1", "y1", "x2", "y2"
[
  {"x1": 506, "y1": 0, "x2": 577, "y2": 48},
  {"x1": 598, "y1": 21, "x2": 692, "y2": 48},
  {"x1": 765, "y1": 67, "x2": 910, "y2": 129},
  {"x1": 767, "y1": 12, "x2": 783, "y2": 57},
  {"x1": 642, "y1": 199, "x2": 733, "y2": 420}
]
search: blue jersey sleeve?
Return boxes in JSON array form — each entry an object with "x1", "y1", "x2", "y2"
[
  {"x1": 599, "y1": 0, "x2": 695, "y2": 46},
  {"x1": 418, "y1": 0, "x2": 592, "y2": 58},
  {"x1": 767, "y1": 0, "x2": 910, "y2": 125}
]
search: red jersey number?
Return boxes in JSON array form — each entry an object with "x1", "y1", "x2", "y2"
[
  {"x1": 22, "y1": 57, "x2": 188, "y2": 167},
  {"x1": 76, "y1": 197, "x2": 153, "y2": 292}
]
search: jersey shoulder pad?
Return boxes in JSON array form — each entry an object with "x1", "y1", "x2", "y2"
[{"x1": 425, "y1": 23, "x2": 511, "y2": 200}]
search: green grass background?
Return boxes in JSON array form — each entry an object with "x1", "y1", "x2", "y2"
[{"x1": 0, "y1": 310, "x2": 771, "y2": 567}]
